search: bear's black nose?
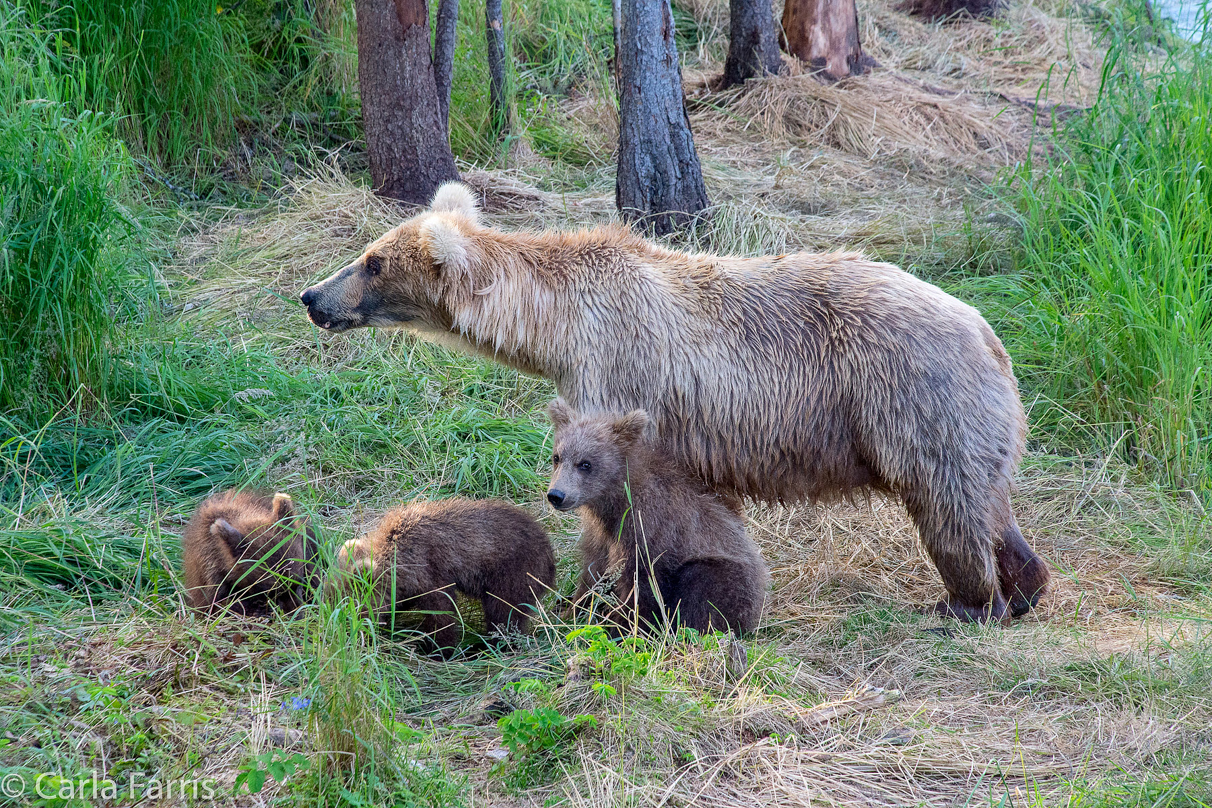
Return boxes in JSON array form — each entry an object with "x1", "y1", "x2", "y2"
[
  {"x1": 546, "y1": 490, "x2": 565, "y2": 508},
  {"x1": 300, "y1": 287, "x2": 316, "y2": 306}
]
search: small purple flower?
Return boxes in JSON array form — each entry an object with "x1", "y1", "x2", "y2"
[{"x1": 282, "y1": 696, "x2": 311, "y2": 712}]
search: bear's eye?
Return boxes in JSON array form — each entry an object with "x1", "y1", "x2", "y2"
[
  {"x1": 577, "y1": 461, "x2": 592, "y2": 473},
  {"x1": 364, "y1": 253, "x2": 383, "y2": 277},
  {"x1": 551, "y1": 453, "x2": 561, "y2": 466}
]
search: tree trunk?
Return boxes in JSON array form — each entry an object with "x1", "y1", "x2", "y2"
[
  {"x1": 722, "y1": 0, "x2": 780, "y2": 87},
  {"x1": 433, "y1": 0, "x2": 459, "y2": 133},
  {"x1": 355, "y1": 0, "x2": 459, "y2": 204},
  {"x1": 485, "y1": 0, "x2": 511, "y2": 135},
  {"x1": 616, "y1": 0, "x2": 709, "y2": 235},
  {"x1": 780, "y1": 0, "x2": 873, "y2": 81}
]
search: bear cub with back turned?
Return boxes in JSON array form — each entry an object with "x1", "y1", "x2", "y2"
[
  {"x1": 328, "y1": 499, "x2": 556, "y2": 650},
  {"x1": 182, "y1": 489, "x2": 320, "y2": 616},
  {"x1": 546, "y1": 399, "x2": 769, "y2": 636}
]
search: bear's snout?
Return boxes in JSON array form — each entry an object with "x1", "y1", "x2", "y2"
[
  {"x1": 546, "y1": 489, "x2": 568, "y2": 510},
  {"x1": 300, "y1": 286, "x2": 318, "y2": 307}
]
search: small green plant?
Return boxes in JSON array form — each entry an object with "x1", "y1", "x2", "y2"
[
  {"x1": 234, "y1": 749, "x2": 310, "y2": 795},
  {"x1": 497, "y1": 707, "x2": 597, "y2": 758},
  {"x1": 566, "y1": 625, "x2": 653, "y2": 681}
]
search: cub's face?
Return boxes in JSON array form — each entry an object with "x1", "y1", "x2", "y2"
[
  {"x1": 299, "y1": 183, "x2": 481, "y2": 334},
  {"x1": 545, "y1": 399, "x2": 650, "y2": 512},
  {"x1": 325, "y1": 536, "x2": 376, "y2": 602}
]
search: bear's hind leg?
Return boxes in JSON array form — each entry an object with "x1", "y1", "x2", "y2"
[
  {"x1": 996, "y1": 513, "x2": 1050, "y2": 617},
  {"x1": 405, "y1": 591, "x2": 463, "y2": 652},
  {"x1": 903, "y1": 492, "x2": 1007, "y2": 623},
  {"x1": 483, "y1": 592, "x2": 530, "y2": 635},
  {"x1": 671, "y1": 558, "x2": 763, "y2": 635}
]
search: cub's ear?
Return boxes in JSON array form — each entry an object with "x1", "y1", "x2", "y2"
[
  {"x1": 419, "y1": 215, "x2": 472, "y2": 276},
  {"x1": 210, "y1": 518, "x2": 242, "y2": 545},
  {"x1": 271, "y1": 493, "x2": 294, "y2": 522},
  {"x1": 429, "y1": 182, "x2": 480, "y2": 224},
  {"x1": 546, "y1": 398, "x2": 575, "y2": 431},
  {"x1": 611, "y1": 410, "x2": 651, "y2": 446}
]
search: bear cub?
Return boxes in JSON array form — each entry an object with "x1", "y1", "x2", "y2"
[
  {"x1": 182, "y1": 489, "x2": 320, "y2": 616},
  {"x1": 546, "y1": 399, "x2": 769, "y2": 636},
  {"x1": 328, "y1": 498, "x2": 556, "y2": 649}
]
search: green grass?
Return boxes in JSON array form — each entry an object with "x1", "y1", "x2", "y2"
[
  {"x1": 0, "y1": 2, "x2": 149, "y2": 419},
  {"x1": 966, "y1": 37, "x2": 1212, "y2": 501},
  {"x1": 28, "y1": 0, "x2": 256, "y2": 172}
]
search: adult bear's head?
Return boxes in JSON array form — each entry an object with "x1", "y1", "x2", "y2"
[{"x1": 299, "y1": 182, "x2": 484, "y2": 334}]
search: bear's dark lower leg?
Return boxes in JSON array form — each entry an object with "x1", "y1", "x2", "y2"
[
  {"x1": 905, "y1": 495, "x2": 1007, "y2": 623},
  {"x1": 407, "y1": 591, "x2": 462, "y2": 651},
  {"x1": 996, "y1": 515, "x2": 1050, "y2": 617},
  {"x1": 671, "y1": 558, "x2": 763, "y2": 634},
  {"x1": 483, "y1": 592, "x2": 529, "y2": 635}
]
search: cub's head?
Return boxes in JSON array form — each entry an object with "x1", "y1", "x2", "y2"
[
  {"x1": 324, "y1": 535, "x2": 376, "y2": 603},
  {"x1": 545, "y1": 399, "x2": 650, "y2": 512},
  {"x1": 299, "y1": 182, "x2": 482, "y2": 334},
  {"x1": 210, "y1": 492, "x2": 310, "y2": 555}
]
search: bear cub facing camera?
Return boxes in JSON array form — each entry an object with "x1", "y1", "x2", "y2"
[
  {"x1": 546, "y1": 400, "x2": 769, "y2": 636},
  {"x1": 329, "y1": 499, "x2": 556, "y2": 650},
  {"x1": 182, "y1": 489, "x2": 320, "y2": 616}
]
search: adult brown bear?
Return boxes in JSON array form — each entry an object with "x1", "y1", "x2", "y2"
[{"x1": 299, "y1": 183, "x2": 1049, "y2": 622}]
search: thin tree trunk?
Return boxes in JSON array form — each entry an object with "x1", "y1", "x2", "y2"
[
  {"x1": 356, "y1": 0, "x2": 459, "y2": 203},
  {"x1": 722, "y1": 0, "x2": 780, "y2": 87},
  {"x1": 616, "y1": 0, "x2": 709, "y2": 235},
  {"x1": 485, "y1": 0, "x2": 511, "y2": 135},
  {"x1": 780, "y1": 0, "x2": 873, "y2": 81},
  {"x1": 433, "y1": 0, "x2": 460, "y2": 133}
]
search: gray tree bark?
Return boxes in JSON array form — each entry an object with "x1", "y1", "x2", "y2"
[
  {"x1": 433, "y1": 0, "x2": 460, "y2": 132},
  {"x1": 616, "y1": 0, "x2": 709, "y2": 235},
  {"x1": 780, "y1": 0, "x2": 874, "y2": 81},
  {"x1": 355, "y1": 0, "x2": 459, "y2": 203},
  {"x1": 485, "y1": 0, "x2": 511, "y2": 135},
  {"x1": 723, "y1": 0, "x2": 780, "y2": 87}
]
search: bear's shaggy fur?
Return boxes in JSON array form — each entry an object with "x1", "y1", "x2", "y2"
[
  {"x1": 299, "y1": 183, "x2": 1050, "y2": 622},
  {"x1": 182, "y1": 489, "x2": 319, "y2": 616},
  {"x1": 547, "y1": 400, "x2": 769, "y2": 636},
  {"x1": 328, "y1": 498, "x2": 555, "y2": 649}
]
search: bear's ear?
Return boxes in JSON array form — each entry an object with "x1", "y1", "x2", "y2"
[
  {"x1": 419, "y1": 215, "x2": 473, "y2": 277},
  {"x1": 546, "y1": 398, "x2": 575, "y2": 431},
  {"x1": 210, "y1": 518, "x2": 242, "y2": 545},
  {"x1": 429, "y1": 182, "x2": 480, "y2": 224},
  {"x1": 271, "y1": 493, "x2": 294, "y2": 522},
  {"x1": 611, "y1": 410, "x2": 651, "y2": 447}
]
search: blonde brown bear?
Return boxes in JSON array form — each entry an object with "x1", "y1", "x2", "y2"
[{"x1": 300, "y1": 183, "x2": 1049, "y2": 623}]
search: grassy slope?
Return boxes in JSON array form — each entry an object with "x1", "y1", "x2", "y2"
[{"x1": 3, "y1": 0, "x2": 1212, "y2": 806}]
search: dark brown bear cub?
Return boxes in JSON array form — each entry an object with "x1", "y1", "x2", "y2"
[
  {"x1": 328, "y1": 499, "x2": 556, "y2": 650},
  {"x1": 546, "y1": 400, "x2": 769, "y2": 636},
  {"x1": 182, "y1": 489, "x2": 319, "y2": 616}
]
